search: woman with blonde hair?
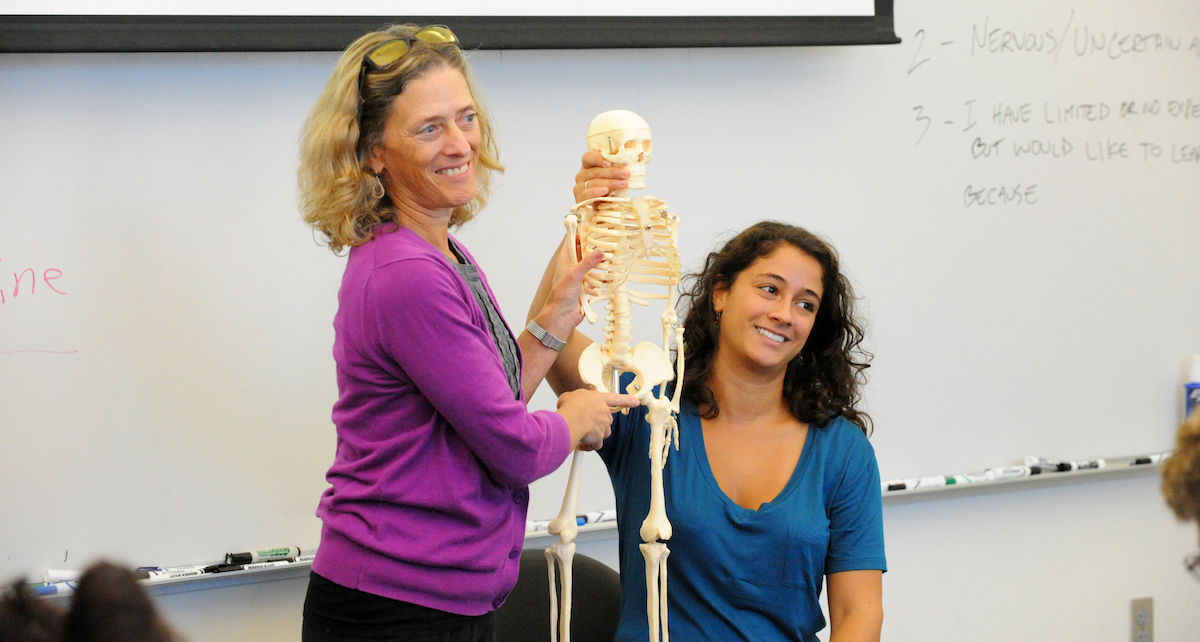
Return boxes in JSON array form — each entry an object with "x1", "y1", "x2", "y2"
[{"x1": 298, "y1": 25, "x2": 636, "y2": 641}]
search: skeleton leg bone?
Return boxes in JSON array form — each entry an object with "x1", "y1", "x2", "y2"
[
  {"x1": 638, "y1": 542, "x2": 671, "y2": 642},
  {"x1": 545, "y1": 448, "x2": 584, "y2": 642},
  {"x1": 638, "y1": 394, "x2": 675, "y2": 642}
]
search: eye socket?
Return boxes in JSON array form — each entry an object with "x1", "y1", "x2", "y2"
[{"x1": 624, "y1": 140, "x2": 637, "y2": 150}]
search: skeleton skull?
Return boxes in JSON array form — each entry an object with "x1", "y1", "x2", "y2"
[{"x1": 586, "y1": 110, "x2": 652, "y2": 190}]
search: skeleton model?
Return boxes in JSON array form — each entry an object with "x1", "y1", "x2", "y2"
[{"x1": 545, "y1": 110, "x2": 683, "y2": 642}]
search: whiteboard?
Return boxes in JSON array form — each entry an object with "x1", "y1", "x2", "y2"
[{"x1": 2, "y1": 0, "x2": 1199, "y2": 582}]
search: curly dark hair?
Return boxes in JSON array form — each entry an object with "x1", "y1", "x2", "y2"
[
  {"x1": 1162, "y1": 410, "x2": 1200, "y2": 523},
  {"x1": 0, "y1": 578, "x2": 63, "y2": 642},
  {"x1": 678, "y1": 221, "x2": 872, "y2": 435}
]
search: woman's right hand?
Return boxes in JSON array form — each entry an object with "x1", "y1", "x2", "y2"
[{"x1": 557, "y1": 389, "x2": 639, "y2": 450}]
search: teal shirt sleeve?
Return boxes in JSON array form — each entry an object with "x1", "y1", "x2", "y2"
[{"x1": 823, "y1": 419, "x2": 887, "y2": 575}]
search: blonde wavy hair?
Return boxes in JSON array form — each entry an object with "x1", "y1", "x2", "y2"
[
  {"x1": 299, "y1": 24, "x2": 504, "y2": 253},
  {"x1": 1163, "y1": 409, "x2": 1200, "y2": 522}
]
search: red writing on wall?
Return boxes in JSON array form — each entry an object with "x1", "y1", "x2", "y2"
[{"x1": 0, "y1": 258, "x2": 66, "y2": 305}]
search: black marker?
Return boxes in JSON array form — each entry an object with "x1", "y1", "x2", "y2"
[
  {"x1": 1130, "y1": 453, "x2": 1170, "y2": 466},
  {"x1": 206, "y1": 559, "x2": 297, "y2": 573},
  {"x1": 224, "y1": 546, "x2": 301, "y2": 565},
  {"x1": 1030, "y1": 464, "x2": 1072, "y2": 474}
]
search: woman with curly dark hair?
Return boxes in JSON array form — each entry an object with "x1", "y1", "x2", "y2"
[
  {"x1": 676, "y1": 221, "x2": 873, "y2": 436},
  {"x1": 1162, "y1": 409, "x2": 1200, "y2": 580},
  {"x1": 532, "y1": 192, "x2": 885, "y2": 639}
]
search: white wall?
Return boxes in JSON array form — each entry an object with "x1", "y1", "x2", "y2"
[{"x1": 3, "y1": 0, "x2": 1199, "y2": 639}]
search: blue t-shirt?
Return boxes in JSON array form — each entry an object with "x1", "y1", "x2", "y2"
[{"x1": 597, "y1": 394, "x2": 886, "y2": 642}]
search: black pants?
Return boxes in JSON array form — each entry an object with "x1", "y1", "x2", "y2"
[
  {"x1": 302, "y1": 571, "x2": 496, "y2": 642},
  {"x1": 301, "y1": 619, "x2": 496, "y2": 642}
]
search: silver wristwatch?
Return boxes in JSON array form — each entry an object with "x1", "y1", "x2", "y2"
[{"x1": 526, "y1": 319, "x2": 566, "y2": 352}]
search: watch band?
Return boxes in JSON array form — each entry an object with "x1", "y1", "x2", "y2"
[{"x1": 526, "y1": 319, "x2": 566, "y2": 352}]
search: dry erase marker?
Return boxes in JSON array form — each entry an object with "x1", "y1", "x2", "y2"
[
  {"x1": 34, "y1": 582, "x2": 75, "y2": 597},
  {"x1": 43, "y1": 569, "x2": 81, "y2": 585},
  {"x1": 1074, "y1": 458, "x2": 1105, "y2": 470},
  {"x1": 225, "y1": 546, "x2": 301, "y2": 565},
  {"x1": 985, "y1": 465, "x2": 1030, "y2": 481},
  {"x1": 1029, "y1": 463, "x2": 1072, "y2": 475},
  {"x1": 1024, "y1": 457, "x2": 1072, "y2": 471},
  {"x1": 206, "y1": 559, "x2": 296, "y2": 573},
  {"x1": 935, "y1": 474, "x2": 986, "y2": 486},
  {"x1": 883, "y1": 478, "x2": 920, "y2": 491},
  {"x1": 597, "y1": 509, "x2": 617, "y2": 523},
  {"x1": 913, "y1": 475, "x2": 947, "y2": 489},
  {"x1": 1131, "y1": 452, "x2": 1172, "y2": 466},
  {"x1": 242, "y1": 559, "x2": 299, "y2": 571},
  {"x1": 140, "y1": 568, "x2": 208, "y2": 581},
  {"x1": 132, "y1": 564, "x2": 209, "y2": 580},
  {"x1": 295, "y1": 554, "x2": 315, "y2": 564},
  {"x1": 1185, "y1": 354, "x2": 1200, "y2": 418}
]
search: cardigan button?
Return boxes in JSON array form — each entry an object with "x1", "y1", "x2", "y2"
[
  {"x1": 509, "y1": 548, "x2": 520, "y2": 559},
  {"x1": 513, "y1": 490, "x2": 528, "y2": 505}
]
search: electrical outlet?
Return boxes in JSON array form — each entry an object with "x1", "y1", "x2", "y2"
[{"x1": 1131, "y1": 597, "x2": 1153, "y2": 642}]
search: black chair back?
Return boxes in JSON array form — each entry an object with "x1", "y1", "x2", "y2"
[{"x1": 494, "y1": 548, "x2": 621, "y2": 642}]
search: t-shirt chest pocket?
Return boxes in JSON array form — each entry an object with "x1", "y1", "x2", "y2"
[
  {"x1": 782, "y1": 525, "x2": 829, "y2": 594},
  {"x1": 727, "y1": 513, "x2": 828, "y2": 592}
]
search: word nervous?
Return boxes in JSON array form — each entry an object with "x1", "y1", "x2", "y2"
[{"x1": 0, "y1": 259, "x2": 66, "y2": 305}]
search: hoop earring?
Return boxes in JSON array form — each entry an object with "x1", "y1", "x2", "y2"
[{"x1": 370, "y1": 174, "x2": 386, "y2": 201}]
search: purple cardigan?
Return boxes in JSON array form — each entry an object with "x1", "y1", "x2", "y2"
[{"x1": 312, "y1": 226, "x2": 571, "y2": 615}]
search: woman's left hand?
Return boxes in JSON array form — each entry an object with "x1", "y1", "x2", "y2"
[
  {"x1": 531, "y1": 242, "x2": 603, "y2": 340},
  {"x1": 574, "y1": 151, "x2": 629, "y2": 204}
]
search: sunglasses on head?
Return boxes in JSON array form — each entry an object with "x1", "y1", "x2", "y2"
[
  {"x1": 362, "y1": 25, "x2": 458, "y2": 75},
  {"x1": 356, "y1": 25, "x2": 459, "y2": 127}
]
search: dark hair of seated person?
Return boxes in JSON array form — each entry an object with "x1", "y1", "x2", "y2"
[
  {"x1": 63, "y1": 562, "x2": 179, "y2": 642},
  {"x1": 0, "y1": 578, "x2": 64, "y2": 642}
]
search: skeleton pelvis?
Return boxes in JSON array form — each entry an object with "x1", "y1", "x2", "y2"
[{"x1": 579, "y1": 341, "x2": 673, "y2": 398}]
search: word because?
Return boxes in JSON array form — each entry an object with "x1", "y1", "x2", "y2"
[
  {"x1": 964, "y1": 184, "x2": 1038, "y2": 208},
  {"x1": 0, "y1": 259, "x2": 66, "y2": 305}
]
